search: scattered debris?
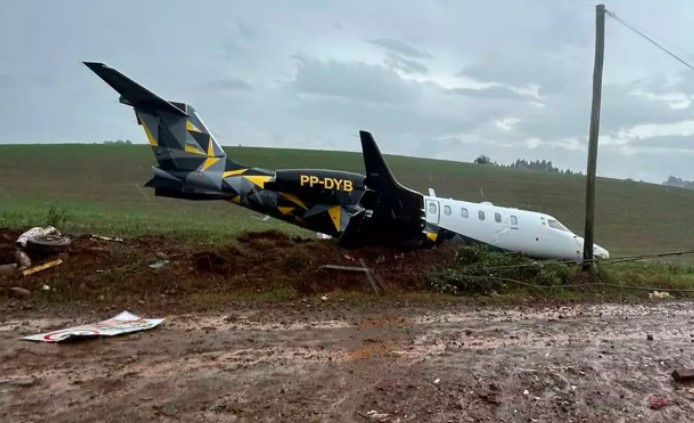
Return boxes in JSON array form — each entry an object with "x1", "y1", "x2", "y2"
[
  {"x1": 649, "y1": 291, "x2": 671, "y2": 300},
  {"x1": 16, "y1": 226, "x2": 60, "y2": 248},
  {"x1": 22, "y1": 259, "x2": 63, "y2": 277},
  {"x1": 359, "y1": 258, "x2": 384, "y2": 295},
  {"x1": 321, "y1": 295, "x2": 328, "y2": 301},
  {"x1": 646, "y1": 333, "x2": 654, "y2": 341},
  {"x1": 155, "y1": 251, "x2": 168, "y2": 260},
  {"x1": 523, "y1": 389, "x2": 530, "y2": 396},
  {"x1": 90, "y1": 235, "x2": 124, "y2": 242},
  {"x1": 22, "y1": 311, "x2": 164, "y2": 343},
  {"x1": 0, "y1": 377, "x2": 39, "y2": 388},
  {"x1": 648, "y1": 396, "x2": 669, "y2": 410},
  {"x1": 358, "y1": 410, "x2": 391, "y2": 421},
  {"x1": 320, "y1": 264, "x2": 369, "y2": 272},
  {"x1": 26, "y1": 234, "x2": 72, "y2": 252},
  {"x1": 42, "y1": 284, "x2": 51, "y2": 291},
  {"x1": 149, "y1": 259, "x2": 170, "y2": 270},
  {"x1": 0, "y1": 263, "x2": 18, "y2": 276},
  {"x1": 672, "y1": 368, "x2": 694, "y2": 383},
  {"x1": 15, "y1": 250, "x2": 32, "y2": 270},
  {"x1": 8, "y1": 287, "x2": 31, "y2": 299},
  {"x1": 316, "y1": 232, "x2": 332, "y2": 240},
  {"x1": 433, "y1": 378, "x2": 441, "y2": 384}
]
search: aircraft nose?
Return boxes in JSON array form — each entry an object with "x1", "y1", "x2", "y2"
[
  {"x1": 594, "y1": 244, "x2": 610, "y2": 259},
  {"x1": 574, "y1": 236, "x2": 610, "y2": 259}
]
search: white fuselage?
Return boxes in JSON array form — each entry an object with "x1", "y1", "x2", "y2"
[{"x1": 424, "y1": 195, "x2": 609, "y2": 260}]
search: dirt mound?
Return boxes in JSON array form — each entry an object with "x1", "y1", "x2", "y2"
[{"x1": 0, "y1": 228, "x2": 455, "y2": 310}]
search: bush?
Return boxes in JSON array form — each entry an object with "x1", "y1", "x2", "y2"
[
  {"x1": 428, "y1": 244, "x2": 576, "y2": 295},
  {"x1": 46, "y1": 205, "x2": 71, "y2": 228}
]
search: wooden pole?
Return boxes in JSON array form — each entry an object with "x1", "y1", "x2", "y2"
[{"x1": 583, "y1": 4, "x2": 606, "y2": 267}]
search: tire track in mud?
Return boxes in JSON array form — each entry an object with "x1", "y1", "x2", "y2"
[{"x1": 3, "y1": 302, "x2": 694, "y2": 422}]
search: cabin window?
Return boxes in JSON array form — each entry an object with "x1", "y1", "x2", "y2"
[
  {"x1": 478, "y1": 210, "x2": 485, "y2": 221},
  {"x1": 428, "y1": 202, "x2": 437, "y2": 214},
  {"x1": 511, "y1": 215, "x2": 518, "y2": 225},
  {"x1": 495, "y1": 213, "x2": 502, "y2": 223},
  {"x1": 461, "y1": 208, "x2": 469, "y2": 218},
  {"x1": 444, "y1": 205, "x2": 452, "y2": 216},
  {"x1": 548, "y1": 219, "x2": 569, "y2": 232}
]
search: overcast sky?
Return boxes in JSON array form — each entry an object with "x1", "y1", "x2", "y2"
[{"x1": 1, "y1": 0, "x2": 694, "y2": 183}]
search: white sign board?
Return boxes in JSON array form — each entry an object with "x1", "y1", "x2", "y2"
[{"x1": 22, "y1": 311, "x2": 164, "y2": 343}]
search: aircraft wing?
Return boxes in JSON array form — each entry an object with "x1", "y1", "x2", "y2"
[{"x1": 338, "y1": 131, "x2": 425, "y2": 248}]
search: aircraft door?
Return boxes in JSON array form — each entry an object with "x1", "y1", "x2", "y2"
[{"x1": 425, "y1": 199, "x2": 440, "y2": 224}]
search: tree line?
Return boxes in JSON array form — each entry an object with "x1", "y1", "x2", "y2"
[
  {"x1": 663, "y1": 176, "x2": 694, "y2": 190},
  {"x1": 474, "y1": 155, "x2": 583, "y2": 176}
]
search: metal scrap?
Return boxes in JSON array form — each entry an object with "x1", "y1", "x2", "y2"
[
  {"x1": 16, "y1": 227, "x2": 60, "y2": 248},
  {"x1": 22, "y1": 311, "x2": 164, "y2": 343},
  {"x1": 672, "y1": 368, "x2": 694, "y2": 383},
  {"x1": 319, "y1": 259, "x2": 384, "y2": 294},
  {"x1": 22, "y1": 259, "x2": 63, "y2": 277}
]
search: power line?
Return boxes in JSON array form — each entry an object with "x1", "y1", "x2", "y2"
[
  {"x1": 457, "y1": 274, "x2": 694, "y2": 294},
  {"x1": 606, "y1": 9, "x2": 694, "y2": 73}
]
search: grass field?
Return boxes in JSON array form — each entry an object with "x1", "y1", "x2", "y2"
[{"x1": 1, "y1": 143, "x2": 694, "y2": 257}]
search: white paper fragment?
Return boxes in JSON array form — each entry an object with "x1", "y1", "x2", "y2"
[{"x1": 22, "y1": 311, "x2": 164, "y2": 343}]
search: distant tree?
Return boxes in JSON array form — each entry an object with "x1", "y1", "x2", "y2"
[
  {"x1": 474, "y1": 155, "x2": 492, "y2": 165},
  {"x1": 103, "y1": 139, "x2": 132, "y2": 145},
  {"x1": 663, "y1": 175, "x2": 694, "y2": 190}
]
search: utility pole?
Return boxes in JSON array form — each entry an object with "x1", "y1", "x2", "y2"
[{"x1": 583, "y1": 4, "x2": 606, "y2": 268}]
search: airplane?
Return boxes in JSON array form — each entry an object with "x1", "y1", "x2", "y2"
[{"x1": 84, "y1": 62, "x2": 609, "y2": 260}]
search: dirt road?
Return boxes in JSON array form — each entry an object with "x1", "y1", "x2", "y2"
[{"x1": 2, "y1": 301, "x2": 694, "y2": 422}]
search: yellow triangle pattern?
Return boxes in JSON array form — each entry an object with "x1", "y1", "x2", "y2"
[
  {"x1": 201, "y1": 157, "x2": 220, "y2": 171},
  {"x1": 141, "y1": 119, "x2": 158, "y2": 147},
  {"x1": 244, "y1": 175, "x2": 272, "y2": 189},
  {"x1": 230, "y1": 195, "x2": 241, "y2": 204},
  {"x1": 278, "y1": 206, "x2": 294, "y2": 215},
  {"x1": 426, "y1": 232, "x2": 438, "y2": 242},
  {"x1": 186, "y1": 120, "x2": 203, "y2": 133},
  {"x1": 328, "y1": 206, "x2": 341, "y2": 231},
  {"x1": 279, "y1": 192, "x2": 308, "y2": 210},
  {"x1": 207, "y1": 135, "x2": 215, "y2": 156},
  {"x1": 184, "y1": 143, "x2": 206, "y2": 155},
  {"x1": 223, "y1": 168, "x2": 248, "y2": 178}
]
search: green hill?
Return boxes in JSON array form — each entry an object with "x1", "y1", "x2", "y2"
[{"x1": 1, "y1": 143, "x2": 692, "y2": 257}]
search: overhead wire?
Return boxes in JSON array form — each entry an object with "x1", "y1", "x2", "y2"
[
  {"x1": 605, "y1": 9, "x2": 694, "y2": 73},
  {"x1": 456, "y1": 274, "x2": 694, "y2": 294},
  {"x1": 450, "y1": 248, "x2": 694, "y2": 273}
]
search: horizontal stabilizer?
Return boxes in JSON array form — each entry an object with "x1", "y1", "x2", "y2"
[{"x1": 83, "y1": 62, "x2": 187, "y2": 117}]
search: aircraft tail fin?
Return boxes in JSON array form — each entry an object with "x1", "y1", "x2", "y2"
[
  {"x1": 85, "y1": 62, "x2": 245, "y2": 198},
  {"x1": 359, "y1": 130, "x2": 408, "y2": 193}
]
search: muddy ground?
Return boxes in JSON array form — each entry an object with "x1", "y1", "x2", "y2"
[
  {"x1": 3, "y1": 302, "x2": 694, "y2": 422},
  {"x1": 3, "y1": 229, "x2": 694, "y2": 422}
]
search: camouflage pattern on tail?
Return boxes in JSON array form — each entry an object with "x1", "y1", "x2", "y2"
[{"x1": 83, "y1": 62, "x2": 245, "y2": 200}]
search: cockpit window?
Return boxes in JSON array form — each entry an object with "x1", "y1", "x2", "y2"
[{"x1": 548, "y1": 219, "x2": 569, "y2": 232}]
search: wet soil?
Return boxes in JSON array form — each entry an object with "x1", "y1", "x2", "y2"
[
  {"x1": 0, "y1": 228, "x2": 455, "y2": 311},
  {"x1": 2, "y1": 302, "x2": 694, "y2": 422},
  {"x1": 3, "y1": 228, "x2": 694, "y2": 421}
]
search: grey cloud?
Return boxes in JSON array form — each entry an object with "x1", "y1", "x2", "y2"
[
  {"x1": 627, "y1": 135, "x2": 694, "y2": 150},
  {"x1": 384, "y1": 53, "x2": 428, "y2": 74},
  {"x1": 290, "y1": 55, "x2": 416, "y2": 104},
  {"x1": 368, "y1": 38, "x2": 432, "y2": 59},
  {"x1": 207, "y1": 78, "x2": 252, "y2": 91},
  {"x1": 3, "y1": 0, "x2": 694, "y2": 183},
  {"x1": 447, "y1": 85, "x2": 537, "y2": 102}
]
